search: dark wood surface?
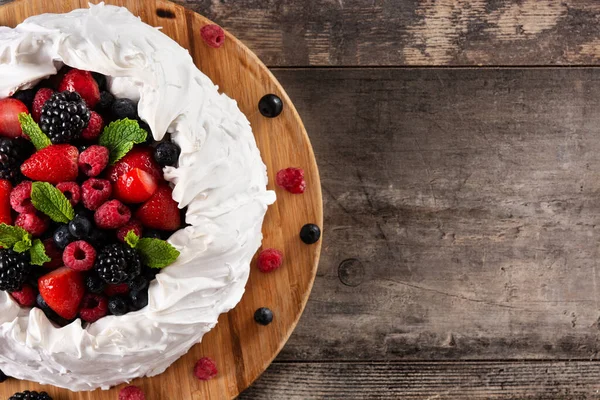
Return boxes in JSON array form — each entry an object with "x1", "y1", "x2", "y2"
[{"x1": 4, "y1": 0, "x2": 600, "y2": 398}]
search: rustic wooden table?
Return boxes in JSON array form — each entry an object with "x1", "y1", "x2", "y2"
[{"x1": 4, "y1": 0, "x2": 600, "y2": 398}]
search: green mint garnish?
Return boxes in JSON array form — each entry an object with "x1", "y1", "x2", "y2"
[
  {"x1": 124, "y1": 230, "x2": 140, "y2": 248},
  {"x1": 18, "y1": 113, "x2": 51, "y2": 151},
  {"x1": 0, "y1": 224, "x2": 49, "y2": 265},
  {"x1": 0, "y1": 224, "x2": 29, "y2": 249},
  {"x1": 99, "y1": 118, "x2": 148, "y2": 164},
  {"x1": 29, "y1": 239, "x2": 51, "y2": 266},
  {"x1": 124, "y1": 231, "x2": 180, "y2": 268},
  {"x1": 31, "y1": 182, "x2": 74, "y2": 223}
]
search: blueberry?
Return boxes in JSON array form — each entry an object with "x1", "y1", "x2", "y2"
[
  {"x1": 128, "y1": 275, "x2": 149, "y2": 292},
  {"x1": 12, "y1": 88, "x2": 36, "y2": 109},
  {"x1": 76, "y1": 143, "x2": 89, "y2": 153},
  {"x1": 87, "y1": 229, "x2": 108, "y2": 248},
  {"x1": 154, "y1": 141, "x2": 180, "y2": 167},
  {"x1": 96, "y1": 91, "x2": 114, "y2": 112},
  {"x1": 254, "y1": 307, "x2": 274, "y2": 325},
  {"x1": 68, "y1": 215, "x2": 92, "y2": 239},
  {"x1": 108, "y1": 296, "x2": 128, "y2": 316},
  {"x1": 129, "y1": 289, "x2": 148, "y2": 310},
  {"x1": 75, "y1": 206, "x2": 94, "y2": 221},
  {"x1": 92, "y1": 72, "x2": 107, "y2": 91},
  {"x1": 258, "y1": 94, "x2": 283, "y2": 118},
  {"x1": 112, "y1": 98, "x2": 138, "y2": 120},
  {"x1": 85, "y1": 274, "x2": 107, "y2": 294},
  {"x1": 0, "y1": 369, "x2": 8, "y2": 383},
  {"x1": 53, "y1": 225, "x2": 73, "y2": 250},
  {"x1": 300, "y1": 223, "x2": 321, "y2": 244}
]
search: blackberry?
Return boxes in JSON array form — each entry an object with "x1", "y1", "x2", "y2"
[
  {"x1": 0, "y1": 249, "x2": 31, "y2": 292},
  {"x1": 95, "y1": 243, "x2": 142, "y2": 284},
  {"x1": 8, "y1": 391, "x2": 52, "y2": 400},
  {"x1": 85, "y1": 273, "x2": 107, "y2": 294},
  {"x1": 39, "y1": 91, "x2": 91, "y2": 144},
  {"x1": 0, "y1": 138, "x2": 33, "y2": 182}
]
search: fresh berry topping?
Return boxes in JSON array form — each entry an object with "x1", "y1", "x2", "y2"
[
  {"x1": 68, "y1": 213, "x2": 92, "y2": 239},
  {"x1": 79, "y1": 292, "x2": 108, "y2": 323},
  {"x1": 108, "y1": 295, "x2": 128, "y2": 315},
  {"x1": 8, "y1": 391, "x2": 53, "y2": 400},
  {"x1": 56, "y1": 181, "x2": 81, "y2": 207},
  {"x1": 119, "y1": 385, "x2": 146, "y2": 400},
  {"x1": 0, "y1": 179, "x2": 12, "y2": 225},
  {"x1": 53, "y1": 224, "x2": 74, "y2": 250},
  {"x1": 42, "y1": 238, "x2": 63, "y2": 268},
  {"x1": 143, "y1": 229, "x2": 164, "y2": 240},
  {"x1": 0, "y1": 369, "x2": 8, "y2": 382},
  {"x1": 81, "y1": 111, "x2": 104, "y2": 140},
  {"x1": 104, "y1": 283, "x2": 130, "y2": 296},
  {"x1": 32, "y1": 88, "x2": 54, "y2": 122},
  {"x1": 258, "y1": 94, "x2": 283, "y2": 118},
  {"x1": 12, "y1": 89, "x2": 36, "y2": 109},
  {"x1": 117, "y1": 219, "x2": 143, "y2": 243},
  {"x1": 81, "y1": 178, "x2": 112, "y2": 210},
  {"x1": 83, "y1": 275, "x2": 105, "y2": 296},
  {"x1": 135, "y1": 185, "x2": 181, "y2": 231},
  {"x1": 138, "y1": 120, "x2": 154, "y2": 145},
  {"x1": 300, "y1": 223, "x2": 321, "y2": 244},
  {"x1": 128, "y1": 275, "x2": 149, "y2": 292},
  {"x1": 87, "y1": 228, "x2": 108, "y2": 248},
  {"x1": 201, "y1": 24, "x2": 225, "y2": 48},
  {"x1": 254, "y1": 307, "x2": 274, "y2": 325},
  {"x1": 129, "y1": 288, "x2": 149, "y2": 310},
  {"x1": 10, "y1": 180, "x2": 34, "y2": 213},
  {"x1": 0, "y1": 98, "x2": 28, "y2": 138},
  {"x1": 257, "y1": 248, "x2": 283, "y2": 273},
  {"x1": 38, "y1": 267, "x2": 84, "y2": 320},
  {"x1": 114, "y1": 168, "x2": 158, "y2": 204},
  {"x1": 153, "y1": 141, "x2": 180, "y2": 167},
  {"x1": 194, "y1": 357, "x2": 218, "y2": 381},
  {"x1": 91, "y1": 72, "x2": 107, "y2": 91},
  {"x1": 111, "y1": 98, "x2": 138, "y2": 120},
  {"x1": 276, "y1": 167, "x2": 306, "y2": 194},
  {"x1": 63, "y1": 241, "x2": 96, "y2": 271},
  {"x1": 79, "y1": 145, "x2": 109, "y2": 177},
  {"x1": 58, "y1": 69, "x2": 101, "y2": 108},
  {"x1": 21, "y1": 144, "x2": 79, "y2": 183},
  {"x1": 15, "y1": 212, "x2": 49, "y2": 237},
  {"x1": 0, "y1": 137, "x2": 32, "y2": 182},
  {"x1": 95, "y1": 243, "x2": 142, "y2": 284},
  {"x1": 10, "y1": 283, "x2": 36, "y2": 307},
  {"x1": 105, "y1": 146, "x2": 162, "y2": 183},
  {"x1": 96, "y1": 91, "x2": 114, "y2": 112},
  {"x1": 95, "y1": 199, "x2": 131, "y2": 229},
  {"x1": 39, "y1": 91, "x2": 91, "y2": 144}
]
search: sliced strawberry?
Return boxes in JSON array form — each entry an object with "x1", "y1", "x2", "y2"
[
  {"x1": 105, "y1": 146, "x2": 162, "y2": 183},
  {"x1": 32, "y1": 88, "x2": 55, "y2": 122},
  {"x1": 114, "y1": 168, "x2": 158, "y2": 204},
  {"x1": 0, "y1": 98, "x2": 28, "y2": 138},
  {"x1": 58, "y1": 69, "x2": 100, "y2": 108},
  {"x1": 38, "y1": 267, "x2": 84, "y2": 320},
  {"x1": 135, "y1": 184, "x2": 181, "y2": 231},
  {"x1": 21, "y1": 144, "x2": 79, "y2": 184},
  {"x1": 0, "y1": 180, "x2": 12, "y2": 225}
]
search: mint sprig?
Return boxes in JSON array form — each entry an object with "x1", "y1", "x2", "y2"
[
  {"x1": 0, "y1": 224, "x2": 50, "y2": 266},
  {"x1": 124, "y1": 231, "x2": 180, "y2": 269},
  {"x1": 0, "y1": 224, "x2": 29, "y2": 249},
  {"x1": 31, "y1": 182, "x2": 74, "y2": 223},
  {"x1": 18, "y1": 113, "x2": 52, "y2": 151},
  {"x1": 30, "y1": 239, "x2": 51, "y2": 266},
  {"x1": 99, "y1": 118, "x2": 148, "y2": 164}
]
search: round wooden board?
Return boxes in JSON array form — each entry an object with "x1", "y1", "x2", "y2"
[{"x1": 0, "y1": 1, "x2": 322, "y2": 399}]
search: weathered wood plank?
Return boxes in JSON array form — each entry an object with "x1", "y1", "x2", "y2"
[{"x1": 240, "y1": 361, "x2": 600, "y2": 399}]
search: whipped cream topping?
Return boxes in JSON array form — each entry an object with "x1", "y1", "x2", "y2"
[{"x1": 0, "y1": 3, "x2": 275, "y2": 391}]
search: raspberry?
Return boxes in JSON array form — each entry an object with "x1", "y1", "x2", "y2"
[
  {"x1": 81, "y1": 178, "x2": 112, "y2": 210},
  {"x1": 79, "y1": 293, "x2": 108, "y2": 323},
  {"x1": 81, "y1": 111, "x2": 104, "y2": 140},
  {"x1": 95, "y1": 200, "x2": 131, "y2": 229},
  {"x1": 194, "y1": 357, "x2": 218, "y2": 381},
  {"x1": 10, "y1": 283, "x2": 36, "y2": 307},
  {"x1": 116, "y1": 219, "x2": 143, "y2": 243},
  {"x1": 63, "y1": 241, "x2": 96, "y2": 271},
  {"x1": 104, "y1": 283, "x2": 130, "y2": 296},
  {"x1": 10, "y1": 181, "x2": 34, "y2": 213},
  {"x1": 119, "y1": 385, "x2": 146, "y2": 400},
  {"x1": 15, "y1": 212, "x2": 49, "y2": 237},
  {"x1": 56, "y1": 182, "x2": 81, "y2": 207},
  {"x1": 257, "y1": 248, "x2": 283, "y2": 273},
  {"x1": 276, "y1": 167, "x2": 306, "y2": 194},
  {"x1": 32, "y1": 88, "x2": 54, "y2": 122},
  {"x1": 42, "y1": 238, "x2": 63, "y2": 269},
  {"x1": 201, "y1": 25, "x2": 225, "y2": 48},
  {"x1": 78, "y1": 145, "x2": 109, "y2": 177}
]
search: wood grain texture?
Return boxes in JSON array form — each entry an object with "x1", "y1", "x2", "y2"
[{"x1": 0, "y1": 1, "x2": 322, "y2": 399}]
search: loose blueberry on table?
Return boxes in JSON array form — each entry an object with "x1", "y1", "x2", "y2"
[{"x1": 0, "y1": 66, "x2": 184, "y2": 326}]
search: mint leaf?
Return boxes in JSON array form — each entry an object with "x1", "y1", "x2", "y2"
[
  {"x1": 31, "y1": 182, "x2": 74, "y2": 223},
  {"x1": 0, "y1": 223, "x2": 29, "y2": 249},
  {"x1": 99, "y1": 118, "x2": 148, "y2": 164},
  {"x1": 136, "y1": 237, "x2": 180, "y2": 268},
  {"x1": 18, "y1": 113, "x2": 51, "y2": 150},
  {"x1": 30, "y1": 239, "x2": 51, "y2": 266},
  {"x1": 13, "y1": 236, "x2": 32, "y2": 253},
  {"x1": 124, "y1": 230, "x2": 140, "y2": 249}
]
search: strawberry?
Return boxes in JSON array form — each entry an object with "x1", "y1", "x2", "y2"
[
  {"x1": 21, "y1": 144, "x2": 79, "y2": 183},
  {"x1": 32, "y1": 88, "x2": 54, "y2": 122},
  {"x1": 105, "y1": 146, "x2": 162, "y2": 183},
  {"x1": 0, "y1": 98, "x2": 28, "y2": 138},
  {"x1": 38, "y1": 267, "x2": 84, "y2": 320},
  {"x1": 114, "y1": 168, "x2": 158, "y2": 204},
  {"x1": 135, "y1": 184, "x2": 181, "y2": 231},
  {"x1": 59, "y1": 69, "x2": 100, "y2": 108},
  {"x1": 0, "y1": 179, "x2": 12, "y2": 225}
]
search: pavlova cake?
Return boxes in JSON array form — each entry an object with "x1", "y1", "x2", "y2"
[{"x1": 0, "y1": 2, "x2": 275, "y2": 393}]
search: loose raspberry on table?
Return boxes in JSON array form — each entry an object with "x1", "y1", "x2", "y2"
[
  {"x1": 81, "y1": 178, "x2": 112, "y2": 210},
  {"x1": 10, "y1": 181, "x2": 34, "y2": 213},
  {"x1": 118, "y1": 385, "x2": 146, "y2": 400},
  {"x1": 194, "y1": 357, "x2": 218, "y2": 381},
  {"x1": 56, "y1": 182, "x2": 81, "y2": 207},
  {"x1": 10, "y1": 283, "x2": 36, "y2": 307},
  {"x1": 81, "y1": 111, "x2": 104, "y2": 140},
  {"x1": 201, "y1": 24, "x2": 225, "y2": 48},
  {"x1": 275, "y1": 167, "x2": 306, "y2": 194},
  {"x1": 63, "y1": 241, "x2": 96, "y2": 271},
  {"x1": 257, "y1": 248, "x2": 283, "y2": 273},
  {"x1": 79, "y1": 145, "x2": 109, "y2": 177},
  {"x1": 15, "y1": 212, "x2": 49, "y2": 237},
  {"x1": 79, "y1": 292, "x2": 108, "y2": 323},
  {"x1": 95, "y1": 200, "x2": 131, "y2": 229},
  {"x1": 116, "y1": 219, "x2": 143, "y2": 243},
  {"x1": 42, "y1": 238, "x2": 63, "y2": 269}
]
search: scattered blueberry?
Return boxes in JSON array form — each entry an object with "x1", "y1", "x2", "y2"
[
  {"x1": 68, "y1": 214, "x2": 92, "y2": 239},
  {"x1": 108, "y1": 296, "x2": 128, "y2": 316},
  {"x1": 300, "y1": 223, "x2": 321, "y2": 244},
  {"x1": 85, "y1": 274, "x2": 107, "y2": 294},
  {"x1": 128, "y1": 275, "x2": 149, "y2": 292},
  {"x1": 96, "y1": 91, "x2": 115, "y2": 112},
  {"x1": 0, "y1": 369, "x2": 8, "y2": 383},
  {"x1": 91, "y1": 72, "x2": 107, "y2": 91},
  {"x1": 154, "y1": 141, "x2": 180, "y2": 167},
  {"x1": 112, "y1": 98, "x2": 138, "y2": 120},
  {"x1": 258, "y1": 94, "x2": 283, "y2": 118},
  {"x1": 129, "y1": 289, "x2": 149, "y2": 310},
  {"x1": 53, "y1": 225, "x2": 73, "y2": 250},
  {"x1": 12, "y1": 88, "x2": 36, "y2": 109},
  {"x1": 254, "y1": 307, "x2": 274, "y2": 325}
]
